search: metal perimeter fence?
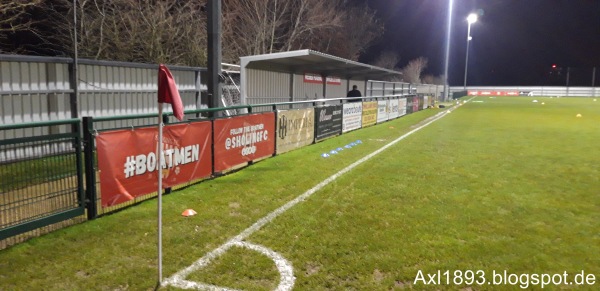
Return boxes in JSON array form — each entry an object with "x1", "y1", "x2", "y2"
[
  {"x1": 0, "y1": 119, "x2": 86, "y2": 248},
  {"x1": 0, "y1": 95, "x2": 430, "y2": 249}
]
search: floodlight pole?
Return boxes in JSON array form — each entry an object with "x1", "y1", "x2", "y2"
[
  {"x1": 443, "y1": 0, "x2": 454, "y2": 101},
  {"x1": 566, "y1": 67, "x2": 570, "y2": 96},
  {"x1": 593, "y1": 67, "x2": 597, "y2": 97},
  {"x1": 207, "y1": 0, "x2": 222, "y2": 117},
  {"x1": 463, "y1": 14, "x2": 478, "y2": 90}
]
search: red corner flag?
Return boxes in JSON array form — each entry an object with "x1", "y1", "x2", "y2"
[{"x1": 158, "y1": 64, "x2": 184, "y2": 121}]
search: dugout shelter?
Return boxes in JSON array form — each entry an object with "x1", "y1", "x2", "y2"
[{"x1": 239, "y1": 49, "x2": 402, "y2": 106}]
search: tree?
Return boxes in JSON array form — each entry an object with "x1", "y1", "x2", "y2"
[
  {"x1": 1, "y1": 0, "x2": 384, "y2": 66},
  {"x1": 313, "y1": 3, "x2": 383, "y2": 60},
  {"x1": 371, "y1": 50, "x2": 401, "y2": 70},
  {"x1": 401, "y1": 57, "x2": 428, "y2": 84},
  {"x1": 222, "y1": 0, "x2": 381, "y2": 62},
  {"x1": 284, "y1": 0, "x2": 345, "y2": 55},
  {"x1": 0, "y1": 0, "x2": 43, "y2": 53},
  {"x1": 40, "y1": 0, "x2": 208, "y2": 66},
  {"x1": 0, "y1": 1, "x2": 41, "y2": 32},
  {"x1": 0, "y1": 0, "x2": 207, "y2": 65},
  {"x1": 421, "y1": 74, "x2": 444, "y2": 85}
]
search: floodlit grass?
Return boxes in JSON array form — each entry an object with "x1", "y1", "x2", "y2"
[
  {"x1": 1, "y1": 97, "x2": 599, "y2": 290},
  {"x1": 247, "y1": 96, "x2": 600, "y2": 290},
  {"x1": 0, "y1": 109, "x2": 439, "y2": 290}
]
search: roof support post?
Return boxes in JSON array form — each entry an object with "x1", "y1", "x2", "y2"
[
  {"x1": 240, "y1": 58, "x2": 248, "y2": 107},
  {"x1": 289, "y1": 72, "x2": 295, "y2": 103},
  {"x1": 321, "y1": 73, "x2": 327, "y2": 99},
  {"x1": 346, "y1": 78, "x2": 351, "y2": 94}
]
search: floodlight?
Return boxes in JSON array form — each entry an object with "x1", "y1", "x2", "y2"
[{"x1": 467, "y1": 13, "x2": 478, "y2": 24}]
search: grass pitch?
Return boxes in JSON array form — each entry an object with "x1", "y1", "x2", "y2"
[{"x1": 1, "y1": 97, "x2": 599, "y2": 290}]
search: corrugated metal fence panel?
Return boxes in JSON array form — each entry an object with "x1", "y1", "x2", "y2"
[
  {"x1": 1, "y1": 60, "x2": 73, "y2": 141},
  {"x1": 247, "y1": 69, "x2": 290, "y2": 99},
  {"x1": 78, "y1": 65, "x2": 199, "y2": 130},
  {"x1": 341, "y1": 79, "x2": 349, "y2": 95},
  {"x1": 178, "y1": 69, "x2": 201, "y2": 111},
  {"x1": 1, "y1": 55, "x2": 202, "y2": 131},
  {"x1": 294, "y1": 73, "x2": 322, "y2": 100},
  {"x1": 415, "y1": 84, "x2": 444, "y2": 102},
  {"x1": 3, "y1": 61, "x2": 49, "y2": 124},
  {"x1": 78, "y1": 64, "x2": 154, "y2": 129},
  {"x1": 366, "y1": 81, "x2": 382, "y2": 96},
  {"x1": 367, "y1": 81, "x2": 413, "y2": 97},
  {"x1": 47, "y1": 63, "x2": 72, "y2": 122},
  {"x1": 562, "y1": 87, "x2": 599, "y2": 96},
  {"x1": 327, "y1": 80, "x2": 346, "y2": 98}
]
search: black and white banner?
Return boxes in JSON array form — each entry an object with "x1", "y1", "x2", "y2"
[{"x1": 315, "y1": 105, "x2": 343, "y2": 141}]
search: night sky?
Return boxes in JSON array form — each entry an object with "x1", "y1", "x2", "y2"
[{"x1": 357, "y1": 0, "x2": 600, "y2": 86}]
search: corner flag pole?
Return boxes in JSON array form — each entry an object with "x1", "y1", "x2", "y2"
[
  {"x1": 156, "y1": 64, "x2": 184, "y2": 285},
  {"x1": 157, "y1": 102, "x2": 164, "y2": 283}
]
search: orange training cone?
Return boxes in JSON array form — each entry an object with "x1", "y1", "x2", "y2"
[{"x1": 181, "y1": 209, "x2": 197, "y2": 217}]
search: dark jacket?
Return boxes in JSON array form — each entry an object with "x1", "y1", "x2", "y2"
[{"x1": 347, "y1": 89, "x2": 362, "y2": 102}]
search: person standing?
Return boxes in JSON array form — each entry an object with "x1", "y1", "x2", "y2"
[{"x1": 347, "y1": 85, "x2": 362, "y2": 102}]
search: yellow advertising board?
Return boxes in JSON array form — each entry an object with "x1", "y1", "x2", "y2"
[{"x1": 362, "y1": 101, "x2": 377, "y2": 127}]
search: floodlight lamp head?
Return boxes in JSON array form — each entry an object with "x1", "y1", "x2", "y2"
[{"x1": 467, "y1": 13, "x2": 478, "y2": 24}]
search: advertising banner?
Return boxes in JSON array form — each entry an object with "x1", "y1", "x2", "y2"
[
  {"x1": 388, "y1": 98, "x2": 399, "y2": 120},
  {"x1": 362, "y1": 101, "x2": 377, "y2": 127},
  {"x1": 342, "y1": 102, "x2": 362, "y2": 133},
  {"x1": 398, "y1": 97, "x2": 407, "y2": 117},
  {"x1": 423, "y1": 96, "x2": 429, "y2": 109},
  {"x1": 213, "y1": 113, "x2": 275, "y2": 172},
  {"x1": 377, "y1": 100, "x2": 389, "y2": 123},
  {"x1": 413, "y1": 96, "x2": 420, "y2": 112},
  {"x1": 469, "y1": 90, "x2": 519, "y2": 96},
  {"x1": 97, "y1": 122, "x2": 212, "y2": 207},
  {"x1": 315, "y1": 105, "x2": 343, "y2": 141},
  {"x1": 276, "y1": 108, "x2": 315, "y2": 154},
  {"x1": 303, "y1": 73, "x2": 342, "y2": 85},
  {"x1": 406, "y1": 97, "x2": 414, "y2": 114}
]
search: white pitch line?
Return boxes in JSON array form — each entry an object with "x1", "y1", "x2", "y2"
[
  {"x1": 163, "y1": 107, "x2": 455, "y2": 289},
  {"x1": 164, "y1": 241, "x2": 294, "y2": 291},
  {"x1": 234, "y1": 241, "x2": 295, "y2": 291}
]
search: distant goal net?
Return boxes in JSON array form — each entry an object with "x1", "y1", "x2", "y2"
[{"x1": 220, "y1": 63, "x2": 242, "y2": 116}]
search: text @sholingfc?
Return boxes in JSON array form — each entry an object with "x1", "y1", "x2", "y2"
[{"x1": 413, "y1": 270, "x2": 597, "y2": 289}]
